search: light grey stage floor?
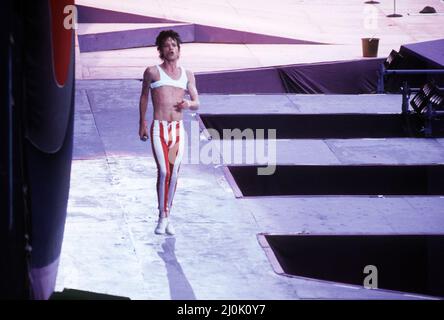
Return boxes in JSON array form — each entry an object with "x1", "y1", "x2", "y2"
[{"x1": 55, "y1": 80, "x2": 444, "y2": 300}]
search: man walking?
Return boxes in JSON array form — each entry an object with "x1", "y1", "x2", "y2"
[{"x1": 138, "y1": 30, "x2": 199, "y2": 235}]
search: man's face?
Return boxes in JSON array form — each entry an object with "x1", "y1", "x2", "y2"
[{"x1": 160, "y1": 37, "x2": 180, "y2": 61}]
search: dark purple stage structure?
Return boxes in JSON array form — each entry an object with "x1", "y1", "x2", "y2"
[
  {"x1": 196, "y1": 59, "x2": 384, "y2": 94},
  {"x1": 196, "y1": 39, "x2": 444, "y2": 94},
  {"x1": 401, "y1": 39, "x2": 444, "y2": 68},
  {"x1": 383, "y1": 39, "x2": 444, "y2": 92},
  {"x1": 2, "y1": 0, "x2": 75, "y2": 299}
]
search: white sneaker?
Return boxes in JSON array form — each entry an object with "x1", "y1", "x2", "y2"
[
  {"x1": 166, "y1": 220, "x2": 176, "y2": 235},
  {"x1": 155, "y1": 217, "x2": 168, "y2": 235}
]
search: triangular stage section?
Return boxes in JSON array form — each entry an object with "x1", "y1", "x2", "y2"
[
  {"x1": 194, "y1": 24, "x2": 326, "y2": 45},
  {"x1": 76, "y1": 5, "x2": 328, "y2": 52},
  {"x1": 78, "y1": 24, "x2": 195, "y2": 52},
  {"x1": 77, "y1": 5, "x2": 182, "y2": 24}
]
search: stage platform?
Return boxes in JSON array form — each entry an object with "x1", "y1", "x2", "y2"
[{"x1": 55, "y1": 80, "x2": 444, "y2": 299}]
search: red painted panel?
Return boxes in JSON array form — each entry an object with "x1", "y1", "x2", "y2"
[{"x1": 49, "y1": 0, "x2": 74, "y2": 86}]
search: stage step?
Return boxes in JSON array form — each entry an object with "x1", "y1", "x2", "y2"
[
  {"x1": 200, "y1": 113, "x2": 439, "y2": 139},
  {"x1": 228, "y1": 165, "x2": 444, "y2": 196},
  {"x1": 262, "y1": 234, "x2": 444, "y2": 298}
]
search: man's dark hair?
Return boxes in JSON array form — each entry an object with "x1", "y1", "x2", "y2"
[{"x1": 155, "y1": 30, "x2": 182, "y2": 59}]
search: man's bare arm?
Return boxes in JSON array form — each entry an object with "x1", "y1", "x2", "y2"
[
  {"x1": 177, "y1": 70, "x2": 200, "y2": 111},
  {"x1": 139, "y1": 67, "x2": 151, "y2": 139},
  {"x1": 187, "y1": 71, "x2": 200, "y2": 110}
]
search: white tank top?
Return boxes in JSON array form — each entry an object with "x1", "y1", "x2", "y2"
[{"x1": 150, "y1": 65, "x2": 188, "y2": 90}]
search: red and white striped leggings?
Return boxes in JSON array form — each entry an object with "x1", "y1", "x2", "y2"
[{"x1": 150, "y1": 119, "x2": 185, "y2": 217}]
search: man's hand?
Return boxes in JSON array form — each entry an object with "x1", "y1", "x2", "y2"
[
  {"x1": 139, "y1": 122, "x2": 149, "y2": 141},
  {"x1": 175, "y1": 99, "x2": 191, "y2": 110},
  {"x1": 175, "y1": 71, "x2": 200, "y2": 111}
]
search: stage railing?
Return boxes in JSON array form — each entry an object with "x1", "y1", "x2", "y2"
[{"x1": 377, "y1": 65, "x2": 444, "y2": 94}]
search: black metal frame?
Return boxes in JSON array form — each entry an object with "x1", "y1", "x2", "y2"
[
  {"x1": 398, "y1": 80, "x2": 444, "y2": 137},
  {"x1": 377, "y1": 59, "x2": 444, "y2": 137},
  {"x1": 377, "y1": 65, "x2": 444, "y2": 94}
]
